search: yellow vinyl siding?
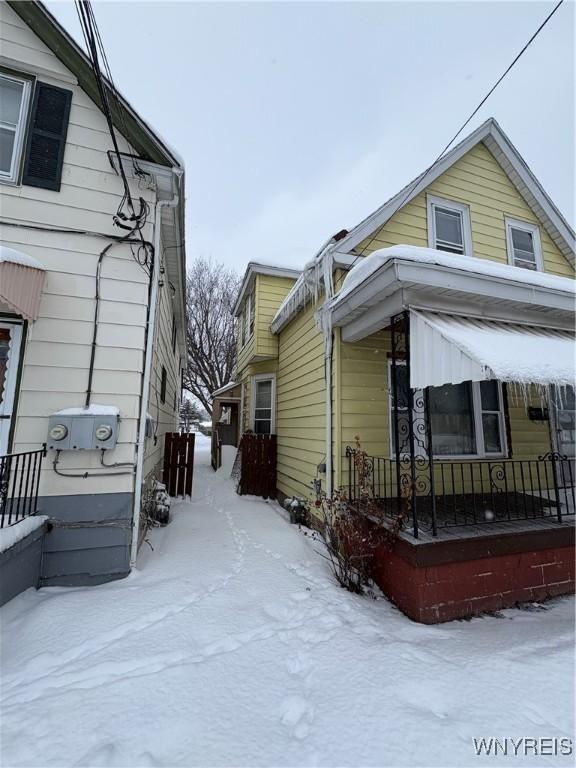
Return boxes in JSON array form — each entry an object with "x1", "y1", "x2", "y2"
[
  {"x1": 357, "y1": 142, "x2": 574, "y2": 277},
  {"x1": 255, "y1": 276, "x2": 295, "y2": 359},
  {"x1": 276, "y1": 301, "x2": 326, "y2": 502}
]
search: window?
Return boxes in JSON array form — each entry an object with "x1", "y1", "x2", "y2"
[
  {"x1": 505, "y1": 218, "x2": 543, "y2": 271},
  {"x1": 388, "y1": 365, "x2": 506, "y2": 458},
  {"x1": 252, "y1": 375, "x2": 275, "y2": 434},
  {"x1": 240, "y1": 290, "x2": 255, "y2": 348},
  {"x1": 427, "y1": 196, "x2": 472, "y2": 255},
  {"x1": 0, "y1": 72, "x2": 32, "y2": 184},
  {"x1": 160, "y1": 366, "x2": 167, "y2": 404},
  {"x1": 429, "y1": 380, "x2": 506, "y2": 457},
  {"x1": 171, "y1": 315, "x2": 177, "y2": 353}
]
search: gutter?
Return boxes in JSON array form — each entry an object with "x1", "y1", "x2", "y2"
[{"x1": 130, "y1": 175, "x2": 181, "y2": 567}]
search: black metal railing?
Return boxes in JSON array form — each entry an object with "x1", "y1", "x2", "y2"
[
  {"x1": 0, "y1": 447, "x2": 46, "y2": 528},
  {"x1": 346, "y1": 447, "x2": 575, "y2": 537}
]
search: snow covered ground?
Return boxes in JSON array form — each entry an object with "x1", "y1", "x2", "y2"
[{"x1": 1, "y1": 435, "x2": 574, "y2": 767}]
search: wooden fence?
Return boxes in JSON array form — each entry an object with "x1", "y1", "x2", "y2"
[
  {"x1": 163, "y1": 432, "x2": 195, "y2": 497},
  {"x1": 238, "y1": 433, "x2": 277, "y2": 499}
]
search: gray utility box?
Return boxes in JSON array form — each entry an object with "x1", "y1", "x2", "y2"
[{"x1": 47, "y1": 406, "x2": 120, "y2": 451}]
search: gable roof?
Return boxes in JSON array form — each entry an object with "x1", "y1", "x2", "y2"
[
  {"x1": 334, "y1": 118, "x2": 575, "y2": 267},
  {"x1": 233, "y1": 262, "x2": 301, "y2": 317},
  {"x1": 7, "y1": 1, "x2": 181, "y2": 169}
]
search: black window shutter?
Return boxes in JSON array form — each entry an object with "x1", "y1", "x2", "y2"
[{"x1": 22, "y1": 82, "x2": 72, "y2": 191}]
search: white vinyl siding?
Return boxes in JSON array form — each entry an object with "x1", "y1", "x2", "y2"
[{"x1": 0, "y1": 2, "x2": 180, "y2": 499}]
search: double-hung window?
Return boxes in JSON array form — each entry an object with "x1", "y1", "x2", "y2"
[
  {"x1": 241, "y1": 290, "x2": 255, "y2": 348},
  {"x1": 427, "y1": 195, "x2": 472, "y2": 256},
  {"x1": 0, "y1": 72, "x2": 32, "y2": 184},
  {"x1": 505, "y1": 218, "x2": 542, "y2": 271},
  {"x1": 252, "y1": 375, "x2": 275, "y2": 434}
]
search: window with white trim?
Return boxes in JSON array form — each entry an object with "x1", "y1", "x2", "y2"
[
  {"x1": 429, "y1": 380, "x2": 506, "y2": 457},
  {"x1": 427, "y1": 196, "x2": 472, "y2": 256},
  {"x1": 505, "y1": 218, "x2": 543, "y2": 271},
  {"x1": 252, "y1": 376, "x2": 275, "y2": 434},
  {"x1": 388, "y1": 363, "x2": 506, "y2": 458},
  {"x1": 241, "y1": 290, "x2": 255, "y2": 348},
  {"x1": 0, "y1": 72, "x2": 32, "y2": 184}
]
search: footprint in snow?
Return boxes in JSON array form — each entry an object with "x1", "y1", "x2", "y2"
[{"x1": 280, "y1": 695, "x2": 313, "y2": 740}]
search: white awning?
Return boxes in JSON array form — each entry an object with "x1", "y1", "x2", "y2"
[{"x1": 410, "y1": 310, "x2": 576, "y2": 389}]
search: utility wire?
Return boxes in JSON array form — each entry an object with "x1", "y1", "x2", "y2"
[{"x1": 348, "y1": 0, "x2": 565, "y2": 268}]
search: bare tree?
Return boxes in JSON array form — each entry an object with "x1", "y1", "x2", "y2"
[{"x1": 183, "y1": 257, "x2": 240, "y2": 415}]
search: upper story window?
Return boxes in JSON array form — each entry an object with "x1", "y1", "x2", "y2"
[
  {"x1": 505, "y1": 218, "x2": 543, "y2": 271},
  {"x1": 0, "y1": 70, "x2": 71, "y2": 191},
  {"x1": 241, "y1": 289, "x2": 255, "y2": 348},
  {"x1": 0, "y1": 72, "x2": 32, "y2": 184},
  {"x1": 427, "y1": 195, "x2": 473, "y2": 256}
]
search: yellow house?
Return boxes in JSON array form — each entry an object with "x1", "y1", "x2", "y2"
[{"x1": 232, "y1": 118, "x2": 575, "y2": 622}]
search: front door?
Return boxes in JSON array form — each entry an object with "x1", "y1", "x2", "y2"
[{"x1": 0, "y1": 323, "x2": 23, "y2": 455}]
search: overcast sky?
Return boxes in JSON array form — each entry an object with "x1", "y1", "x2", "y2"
[{"x1": 47, "y1": 1, "x2": 574, "y2": 274}]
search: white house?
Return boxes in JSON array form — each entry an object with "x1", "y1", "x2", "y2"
[{"x1": 0, "y1": 0, "x2": 186, "y2": 603}]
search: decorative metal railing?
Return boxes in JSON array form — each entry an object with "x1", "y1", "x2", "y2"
[
  {"x1": 346, "y1": 447, "x2": 575, "y2": 538},
  {"x1": 0, "y1": 446, "x2": 46, "y2": 529}
]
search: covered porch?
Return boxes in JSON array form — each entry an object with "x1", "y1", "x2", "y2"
[{"x1": 329, "y1": 246, "x2": 575, "y2": 620}]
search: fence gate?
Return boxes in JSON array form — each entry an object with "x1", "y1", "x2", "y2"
[
  {"x1": 163, "y1": 432, "x2": 195, "y2": 498},
  {"x1": 238, "y1": 433, "x2": 277, "y2": 499}
]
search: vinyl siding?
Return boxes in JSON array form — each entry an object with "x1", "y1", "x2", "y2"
[
  {"x1": 356, "y1": 142, "x2": 574, "y2": 277},
  {"x1": 255, "y1": 275, "x2": 296, "y2": 359},
  {"x1": 276, "y1": 301, "x2": 326, "y2": 502},
  {"x1": 143, "y1": 254, "x2": 181, "y2": 482},
  {"x1": 1, "y1": 2, "x2": 179, "y2": 501}
]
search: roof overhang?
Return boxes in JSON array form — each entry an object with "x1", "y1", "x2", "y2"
[
  {"x1": 331, "y1": 255, "x2": 575, "y2": 343},
  {"x1": 410, "y1": 310, "x2": 575, "y2": 389},
  {"x1": 233, "y1": 263, "x2": 301, "y2": 317}
]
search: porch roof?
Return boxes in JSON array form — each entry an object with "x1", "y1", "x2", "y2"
[
  {"x1": 329, "y1": 245, "x2": 575, "y2": 342},
  {"x1": 0, "y1": 246, "x2": 46, "y2": 321},
  {"x1": 410, "y1": 310, "x2": 575, "y2": 389}
]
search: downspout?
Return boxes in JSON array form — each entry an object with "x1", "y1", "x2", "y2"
[
  {"x1": 130, "y1": 181, "x2": 180, "y2": 567},
  {"x1": 325, "y1": 330, "x2": 334, "y2": 498}
]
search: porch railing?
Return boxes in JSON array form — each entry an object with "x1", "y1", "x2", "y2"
[
  {"x1": 0, "y1": 447, "x2": 46, "y2": 528},
  {"x1": 346, "y1": 447, "x2": 575, "y2": 538}
]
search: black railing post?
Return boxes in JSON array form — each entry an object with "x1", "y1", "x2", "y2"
[
  {"x1": 402, "y1": 311, "x2": 419, "y2": 539},
  {"x1": 424, "y1": 387, "x2": 437, "y2": 537},
  {"x1": 390, "y1": 313, "x2": 403, "y2": 523}
]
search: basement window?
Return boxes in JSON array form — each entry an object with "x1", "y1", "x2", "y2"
[
  {"x1": 427, "y1": 195, "x2": 472, "y2": 256},
  {"x1": 505, "y1": 218, "x2": 543, "y2": 271}
]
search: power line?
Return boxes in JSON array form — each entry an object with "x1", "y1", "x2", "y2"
[{"x1": 349, "y1": 0, "x2": 565, "y2": 267}]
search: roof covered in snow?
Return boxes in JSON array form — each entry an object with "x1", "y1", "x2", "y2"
[
  {"x1": 211, "y1": 381, "x2": 240, "y2": 398},
  {"x1": 335, "y1": 245, "x2": 576, "y2": 305},
  {"x1": 233, "y1": 262, "x2": 301, "y2": 317}
]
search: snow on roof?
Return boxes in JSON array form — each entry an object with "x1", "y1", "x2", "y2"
[
  {"x1": 411, "y1": 310, "x2": 575, "y2": 389},
  {"x1": 211, "y1": 382, "x2": 238, "y2": 397},
  {"x1": 334, "y1": 245, "x2": 576, "y2": 304},
  {"x1": 0, "y1": 245, "x2": 45, "y2": 271},
  {"x1": 54, "y1": 405, "x2": 120, "y2": 417}
]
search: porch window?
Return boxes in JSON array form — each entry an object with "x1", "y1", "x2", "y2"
[
  {"x1": 429, "y1": 380, "x2": 505, "y2": 457},
  {"x1": 241, "y1": 290, "x2": 255, "y2": 348},
  {"x1": 252, "y1": 376, "x2": 275, "y2": 434},
  {"x1": 427, "y1": 195, "x2": 472, "y2": 255},
  {"x1": 505, "y1": 218, "x2": 543, "y2": 271},
  {"x1": 0, "y1": 72, "x2": 32, "y2": 184},
  {"x1": 389, "y1": 361, "x2": 506, "y2": 458}
]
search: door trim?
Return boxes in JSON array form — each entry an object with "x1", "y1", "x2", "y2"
[{"x1": 0, "y1": 321, "x2": 23, "y2": 455}]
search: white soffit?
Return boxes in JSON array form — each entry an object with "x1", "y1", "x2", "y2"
[{"x1": 410, "y1": 310, "x2": 576, "y2": 390}]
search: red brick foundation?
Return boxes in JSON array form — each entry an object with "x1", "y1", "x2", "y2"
[{"x1": 371, "y1": 529, "x2": 575, "y2": 624}]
